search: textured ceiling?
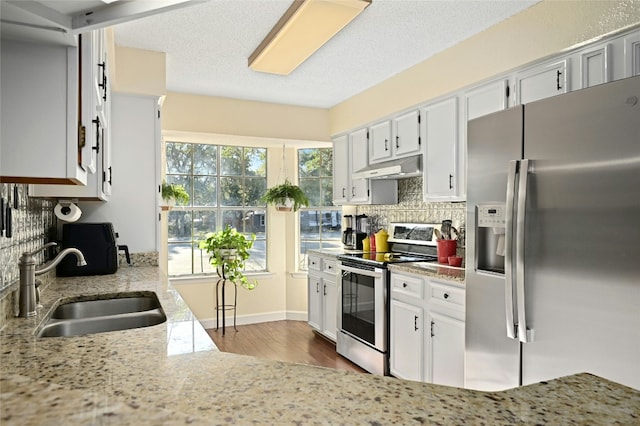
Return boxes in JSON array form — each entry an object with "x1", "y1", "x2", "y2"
[{"x1": 114, "y1": 0, "x2": 541, "y2": 108}]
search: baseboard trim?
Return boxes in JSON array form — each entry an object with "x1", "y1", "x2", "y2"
[{"x1": 198, "y1": 310, "x2": 308, "y2": 329}]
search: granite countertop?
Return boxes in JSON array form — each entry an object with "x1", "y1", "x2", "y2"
[
  {"x1": 389, "y1": 261, "x2": 465, "y2": 283},
  {"x1": 1, "y1": 267, "x2": 638, "y2": 424}
]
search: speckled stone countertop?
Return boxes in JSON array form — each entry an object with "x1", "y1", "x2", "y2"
[
  {"x1": 388, "y1": 261, "x2": 465, "y2": 283},
  {"x1": 1, "y1": 267, "x2": 638, "y2": 425}
]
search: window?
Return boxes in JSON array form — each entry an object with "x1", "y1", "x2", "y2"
[
  {"x1": 165, "y1": 142, "x2": 267, "y2": 276},
  {"x1": 298, "y1": 148, "x2": 342, "y2": 269}
]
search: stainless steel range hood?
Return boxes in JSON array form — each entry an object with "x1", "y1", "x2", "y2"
[{"x1": 352, "y1": 155, "x2": 422, "y2": 180}]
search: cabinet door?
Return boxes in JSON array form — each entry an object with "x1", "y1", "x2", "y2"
[
  {"x1": 624, "y1": 32, "x2": 640, "y2": 77},
  {"x1": 1, "y1": 40, "x2": 85, "y2": 184},
  {"x1": 322, "y1": 279, "x2": 337, "y2": 341},
  {"x1": 332, "y1": 135, "x2": 349, "y2": 204},
  {"x1": 393, "y1": 110, "x2": 421, "y2": 158},
  {"x1": 307, "y1": 275, "x2": 323, "y2": 332},
  {"x1": 428, "y1": 312, "x2": 465, "y2": 388},
  {"x1": 369, "y1": 120, "x2": 392, "y2": 164},
  {"x1": 349, "y1": 128, "x2": 370, "y2": 203},
  {"x1": 464, "y1": 79, "x2": 509, "y2": 121},
  {"x1": 390, "y1": 300, "x2": 423, "y2": 381},
  {"x1": 579, "y1": 44, "x2": 611, "y2": 88},
  {"x1": 515, "y1": 59, "x2": 569, "y2": 104},
  {"x1": 423, "y1": 97, "x2": 458, "y2": 199}
]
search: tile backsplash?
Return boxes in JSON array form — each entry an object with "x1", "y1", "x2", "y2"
[
  {"x1": 355, "y1": 177, "x2": 466, "y2": 246},
  {"x1": 0, "y1": 184, "x2": 56, "y2": 292}
]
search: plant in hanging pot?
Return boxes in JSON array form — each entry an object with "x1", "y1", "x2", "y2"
[
  {"x1": 199, "y1": 225, "x2": 257, "y2": 289},
  {"x1": 160, "y1": 181, "x2": 190, "y2": 208},
  {"x1": 261, "y1": 178, "x2": 309, "y2": 212}
]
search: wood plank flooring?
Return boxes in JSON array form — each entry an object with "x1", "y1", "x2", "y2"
[{"x1": 206, "y1": 320, "x2": 366, "y2": 374}]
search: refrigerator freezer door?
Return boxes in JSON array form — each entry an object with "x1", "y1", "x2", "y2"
[
  {"x1": 521, "y1": 76, "x2": 640, "y2": 389},
  {"x1": 465, "y1": 106, "x2": 523, "y2": 391}
]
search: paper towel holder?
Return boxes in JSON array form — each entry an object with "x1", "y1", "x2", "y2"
[
  {"x1": 58, "y1": 199, "x2": 78, "y2": 215},
  {"x1": 55, "y1": 199, "x2": 82, "y2": 223}
]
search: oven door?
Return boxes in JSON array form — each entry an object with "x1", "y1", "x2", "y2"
[{"x1": 337, "y1": 262, "x2": 387, "y2": 353}]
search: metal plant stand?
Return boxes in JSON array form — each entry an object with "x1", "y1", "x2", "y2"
[{"x1": 214, "y1": 266, "x2": 238, "y2": 335}]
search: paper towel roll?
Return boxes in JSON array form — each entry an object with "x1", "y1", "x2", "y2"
[{"x1": 54, "y1": 202, "x2": 82, "y2": 222}]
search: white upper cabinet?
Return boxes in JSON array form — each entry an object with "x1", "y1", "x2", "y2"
[
  {"x1": 515, "y1": 59, "x2": 570, "y2": 104},
  {"x1": 578, "y1": 43, "x2": 611, "y2": 89},
  {"x1": 369, "y1": 112, "x2": 420, "y2": 165},
  {"x1": 422, "y1": 97, "x2": 458, "y2": 199},
  {"x1": 332, "y1": 135, "x2": 350, "y2": 204},
  {"x1": 369, "y1": 120, "x2": 392, "y2": 164},
  {"x1": 348, "y1": 128, "x2": 370, "y2": 203},
  {"x1": 30, "y1": 29, "x2": 112, "y2": 200},
  {"x1": 333, "y1": 131, "x2": 398, "y2": 206},
  {"x1": 624, "y1": 32, "x2": 640, "y2": 77},
  {"x1": 464, "y1": 79, "x2": 510, "y2": 121},
  {"x1": 393, "y1": 110, "x2": 421, "y2": 158},
  {"x1": 0, "y1": 40, "x2": 86, "y2": 185}
]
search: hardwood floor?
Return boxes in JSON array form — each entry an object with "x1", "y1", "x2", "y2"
[{"x1": 206, "y1": 320, "x2": 367, "y2": 374}]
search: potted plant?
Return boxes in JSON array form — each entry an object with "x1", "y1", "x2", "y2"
[
  {"x1": 161, "y1": 181, "x2": 189, "y2": 208},
  {"x1": 261, "y1": 178, "x2": 309, "y2": 212},
  {"x1": 199, "y1": 225, "x2": 257, "y2": 289}
]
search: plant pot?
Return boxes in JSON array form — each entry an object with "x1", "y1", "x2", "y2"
[
  {"x1": 276, "y1": 198, "x2": 294, "y2": 212},
  {"x1": 160, "y1": 198, "x2": 176, "y2": 211}
]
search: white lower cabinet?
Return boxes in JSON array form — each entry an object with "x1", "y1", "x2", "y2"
[
  {"x1": 307, "y1": 253, "x2": 338, "y2": 341},
  {"x1": 390, "y1": 300, "x2": 423, "y2": 381},
  {"x1": 390, "y1": 271, "x2": 465, "y2": 386},
  {"x1": 427, "y1": 311, "x2": 465, "y2": 387}
]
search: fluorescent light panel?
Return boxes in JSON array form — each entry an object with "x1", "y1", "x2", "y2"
[{"x1": 248, "y1": 0, "x2": 371, "y2": 75}]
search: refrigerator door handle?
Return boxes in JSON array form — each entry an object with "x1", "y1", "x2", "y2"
[
  {"x1": 516, "y1": 159, "x2": 534, "y2": 343},
  {"x1": 505, "y1": 160, "x2": 519, "y2": 339}
]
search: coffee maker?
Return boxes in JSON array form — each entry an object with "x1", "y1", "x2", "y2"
[
  {"x1": 342, "y1": 214, "x2": 368, "y2": 250},
  {"x1": 342, "y1": 215, "x2": 355, "y2": 248}
]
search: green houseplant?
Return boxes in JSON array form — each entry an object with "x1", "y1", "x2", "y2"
[
  {"x1": 261, "y1": 178, "x2": 309, "y2": 212},
  {"x1": 161, "y1": 181, "x2": 190, "y2": 206},
  {"x1": 199, "y1": 225, "x2": 257, "y2": 289}
]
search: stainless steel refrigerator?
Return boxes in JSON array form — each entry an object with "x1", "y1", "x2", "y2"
[{"x1": 465, "y1": 75, "x2": 640, "y2": 391}]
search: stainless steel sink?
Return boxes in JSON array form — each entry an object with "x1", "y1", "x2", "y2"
[
  {"x1": 37, "y1": 292, "x2": 167, "y2": 338},
  {"x1": 50, "y1": 294, "x2": 162, "y2": 319}
]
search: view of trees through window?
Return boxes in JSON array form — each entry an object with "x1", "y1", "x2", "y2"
[
  {"x1": 166, "y1": 141, "x2": 267, "y2": 276},
  {"x1": 298, "y1": 148, "x2": 342, "y2": 269}
]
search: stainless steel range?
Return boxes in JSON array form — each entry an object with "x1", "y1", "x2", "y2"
[{"x1": 336, "y1": 222, "x2": 440, "y2": 375}]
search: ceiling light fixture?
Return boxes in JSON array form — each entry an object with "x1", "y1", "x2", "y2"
[{"x1": 248, "y1": 0, "x2": 371, "y2": 75}]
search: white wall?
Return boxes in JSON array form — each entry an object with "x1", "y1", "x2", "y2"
[{"x1": 78, "y1": 93, "x2": 159, "y2": 253}]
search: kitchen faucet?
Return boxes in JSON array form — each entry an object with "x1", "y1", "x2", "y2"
[{"x1": 18, "y1": 242, "x2": 87, "y2": 318}]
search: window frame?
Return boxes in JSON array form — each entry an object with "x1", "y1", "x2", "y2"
[{"x1": 165, "y1": 140, "x2": 267, "y2": 277}]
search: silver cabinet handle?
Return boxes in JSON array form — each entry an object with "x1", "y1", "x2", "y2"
[
  {"x1": 505, "y1": 160, "x2": 518, "y2": 340},
  {"x1": 516, "y1": 159, "x2": 534, "y2": 343}
]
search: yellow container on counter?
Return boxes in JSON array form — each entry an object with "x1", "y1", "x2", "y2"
[
  {"x1": 375, "y1": 229, "x2": 389, "y2": 252},
  {"x1": 362, "y1": 237, "x2": 370, "y2": 252}
]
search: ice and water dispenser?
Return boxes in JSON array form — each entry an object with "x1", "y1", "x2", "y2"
[{"x1": 475, "y1": 203, "x2": 506, "y2": 274}]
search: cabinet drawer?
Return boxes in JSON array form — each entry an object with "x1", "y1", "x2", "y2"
[
  {"x1": 308, "y1": 255, "x2": 322, "y2": 271},
  {"x1": 428, "y1": 281, "x2": 465, "y2": 311},
  {"x1": 323, "y1": 259, "x2": 337, "y2": 275},
  {"x1": 391, "y1": 273, "x2": 424, "y2": 299}
]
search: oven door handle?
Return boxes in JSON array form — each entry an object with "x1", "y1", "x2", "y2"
[{"x1": 339, "y1": 264, "x2": 384, "y2": 278}]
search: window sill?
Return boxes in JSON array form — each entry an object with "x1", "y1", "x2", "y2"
[
  {"x1": 289, "y1": 272, "x2": 308, "y2": 280},
  {"x1": 170, "y1": 271, "x2": 275, "y2": 285}
]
